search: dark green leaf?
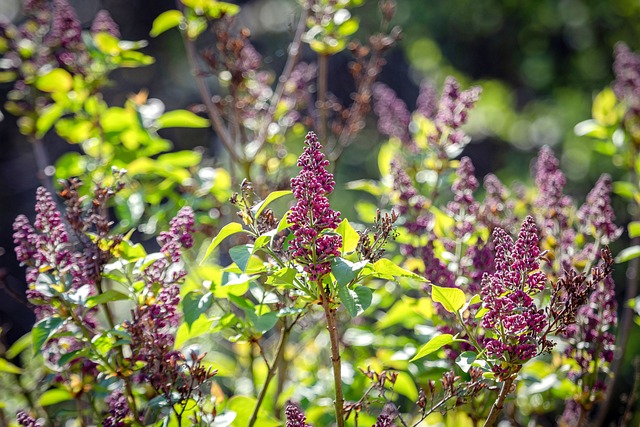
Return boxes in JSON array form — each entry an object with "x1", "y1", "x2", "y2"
[
  {"x1": 229, "y1": 245, "x2": 254, "y2": 272},
  {"x1": 32, "y1": 317, "x2": 64, "y2": 351},
  {"x1": 183, "y1": 291, "x2": 213, "y2": 327}
]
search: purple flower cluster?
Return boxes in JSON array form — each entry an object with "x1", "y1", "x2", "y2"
[
  {"x1": 389, "y1": 159, "x2": 430, "y2": 234},
  {"x1": 533, "y1": 147, "x2": 575, "y2": 267},
  {"x1": 289, "y1": 132, "x2": 342, "y2": 281},
  {"x1": 432, "y1": 77, "x2": 481, "y2": 148},
  {"x1": 372, "y1": 82, "x2": 412, "y2": 144},
  {"x1": 373, "y1": 413, "x2": 396, "y2": 427},
  {"x1": 91, "y1": 10, "x2": 121, "y2": 38},
  {"x1": 416, "y1": 81, "x2": 438, "y2": 119},
  {"x1": 13, "y1": 187, "x2": 94, "y2": 320},
  {"x1": 613, "y1": 42, "x2": 640, "y2": 114},
  {"x1": 447, "y1": 157, "x2": 479, "y2": 239},
  {"x1": 285, "y1": 402, "x2": 312, "y2": 427},
  {"x1": 577, "y1": 174, "x2": 622, "y2": 245},
  {"x1": 16, "y1": 411, "x2": 42, "y2": 427},
  {"x1": 564, "y1": 275, "x2": 617, "y2": 387},
  {"x1": 478, "y1": 174, "x2": 516, "y2": 231},
  {"x1": 102, "y1": 389, "x2": 129, "y2": 427},
  {"x1": 481, "y1": 216, "x2": 547, "y2": 379}
]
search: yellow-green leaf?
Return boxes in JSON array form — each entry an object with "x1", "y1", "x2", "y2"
[
  {"x1": 35, "y1": 68, "x2": 72, "y2": 93},
  {"x1": 201, "y1": 222, "x2": 244, "y2": 264},
  {"x1": 336, "y1": 218, "x2": 360, "y2": 254},
  {"x1": 150, "y1": 10, "x2": 184, "y2": 37},
  {"x1": 431, "y1": 284, "x2": 466, "y2": 313},
  {"x1": 157, "y1": 110, "x2": 209, "y2": 128},
  {"x1": 411, "y1": 334, "x2": 454, "y2": 361}
]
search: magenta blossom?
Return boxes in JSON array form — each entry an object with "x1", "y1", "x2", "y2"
[
  {"x1": 481, "y1": 216, "x2": 547, "y2": 379},
  {"x1": 288, "y1": 131, "x2": 342, "y2": 281}
]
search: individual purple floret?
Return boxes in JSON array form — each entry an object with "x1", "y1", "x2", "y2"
[
  {"x1": 481, "y1": 216, "x2": 547, "y2": 380},
  {"x1": 577, "y1": 174, "x2": 622, "y2": 244},
  {"x1": 16, "y1": 411, "x2": 42, "y2": 427},
  {"x1": 285, "y1": 402, "x2": 312, "y2": 427},
  {"x1": 91, "y1": 10, "x2": 121, "y2": 38},
  {"x1": 289, "y1": 131, "x2": 342, "y2": 281},
  {"x1": 372, "y1": 82, "x2": 412, "y2": 144}
]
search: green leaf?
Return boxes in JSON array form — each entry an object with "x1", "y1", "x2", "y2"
[
  {"x1": 36, "y1": 103, "x2": 65, "y2": 138},
  {"x1": 613, "y1": 181, "x2": 637, "y2": 200},
  {"x1": 229, "y1": 244, "x2": 254, "y2": 272},
  {"x1": 201, "y1": 222, "x2": 244, "y2": 264},
  {"x1": 0, "y1": 357, "x2": 22, "y2": 374},
  {"x1": 331, "y1": 257, "x2": 367, "y2": 287},
  {"x1": 93, "y1": 32, "x2": 120, "y2": 54},
  {"x1": 157, "y1": 150, "x2": 202, "y2": 168},
  {"x1": 616, "y1": 246, "x2": 640, "y2": 263},
  {"x1": 86, "y1": 290, "x2": 129, "y2": 309},
  {"x1": 35, "y1": 68, "x2": 72, "y2": 93},
  {"x1": 411, "y1": 334, "x2": 454, "y2": 361},
  {"x1": 592, "y1": 88, "x2": 620, "y2": 126},
  {"x1": 182, "y1": 291, "x2": 213, "y2": 327},
  {"x1": 150, "y1": 10, "x2": 184, "y2": 37},
  {"x1": 455, "y1": 351, "x2": 477, "y2": 373},
  {"x1": 251, "y1": 190, "x2": 292, "y2": 220},
  {"x1": 337, "y1": 283, "x2": 371, "y2": 317},
  {"x1": 214, "y1": 273, "x2": 255, "y2": 298},
  {"x1": 5, "y1": 332, "x2": 31, "y2": 359},
  {"x1": 157, "y1": 110, "x2": 209, "y2": 128},
  {"x1": 354, "y1": 286, "x2": 372, "y2": 312},
  {"x1": 336, "y1": 218, "x2": 360, "y2": 254},
  {"x1": 175, "y1": 315, "x2": 214, "y2": 348},
  {"x1": 38, "y1": 389, "x2": 73, "y2": 406},
  {"x1": 629, "y1": 222, "x2": 640, "y2": 238},
  {"x1": 118, "y1": 240, "x2": 147, "y2": 261},
  {"x1": 252, "y1": 312, "x2": 278, "y2": 333},
  {"x1": 372, "y1": 258, "x2": 427, "y2": 281},
  {"x1": 431, "y1": 284, "x2": 466, "y2": 313},
  {"x1": 345, "y1": 179, "x2": 383, "y2": 196},
  {"x1": 226, "y1": 395, "x2": 280, "y2": 427},
  {"x1": 32, "y1": 316, "x2": 64, "y2": 351}
]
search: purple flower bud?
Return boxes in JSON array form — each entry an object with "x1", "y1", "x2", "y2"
[
  {"x1": 285, "y1": 402, "x2": 311, "y2": 427},
  {"x1": 16, "y1": 411, "x2": 41, "y2": 427}
]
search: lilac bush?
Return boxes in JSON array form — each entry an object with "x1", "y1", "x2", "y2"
[{"x1": 1, "y1": 0, "x2": 638, "y2": 426}]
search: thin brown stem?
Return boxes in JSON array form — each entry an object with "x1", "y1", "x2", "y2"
[
  {"x1": 317, "y1": 54, "x2": 329, "y2": 143},
  {"x1": 248, "y1": 322, "x2": 293, "y2": 427},
  {"x1": 250, "y1": 0, "x2": 311, "y2": 160},
  {"x1": 176, "y1": 3, "x2": 240, "y2": 165},
  {"x1": 317, "y1": 280, "x2": 345, "y2": 427},
  {"x1": 30, "y1": 136, "x2": 53, "y2": 193},
  {"x1": 483, "y1": 375, "x2": 516, "y2": 427}
]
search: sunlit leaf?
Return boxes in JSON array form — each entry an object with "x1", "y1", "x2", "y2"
[
  {"x1": 157, "y1": 110, "x2": 209, "y2": 128},
  {"x1": 431, "y1": 284, "x2": 466, "y2": 313},
  {"x1": 411, "y1": 334, "x2": 454, "y2": 361},
  {"x1": 150, "y1": 10, "x2": 184, "y2": 37}
]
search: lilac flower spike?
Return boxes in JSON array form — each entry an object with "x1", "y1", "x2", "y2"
[
  {"x1": 91, "y1": 10, "x2": 121, "y2": 38},
  {"x1": 481, "y1": 216, "x2": 547, "y2": 379},
  {"x1": 373, "y1": 413, "x2": 396, "y2": 427},
  {"x1": 285, "y1": 402, "x2": 312, "y2": 427},
  {"x1": 577, "y1": 174, "x2": 622, "y2": 244},
  {"x1": 289, "y1": 131, "x2": 342, "y2": 281},
  {"x1": 613, "y1": 42, "x2": 640, "y2": 114},
  {"x1": 102, "y1": 389, "x2": 129, "y2": 427},
  {"x1": 372, "y1": 82, "x2": 411, "y2": 144}
]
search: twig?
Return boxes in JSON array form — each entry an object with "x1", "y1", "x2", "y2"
[
  {"x1": 317, "y1": 54, "x2": 329, "y2": 143},
  {"x1": 250, "y1": 0, "x2": 311, "y2": 160},
  {"x1": 317, "y1": 280, "x2": 345, "y2": 427},
  {"x1": 482, "y1": 375, "x2": 516, "y2": 427},
  {"x1": 30, "y1": 136, "x2": 53, "y2": 193},
  {"x1": 176, "y1": 2, "x2": 240, "y2": 165}
]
